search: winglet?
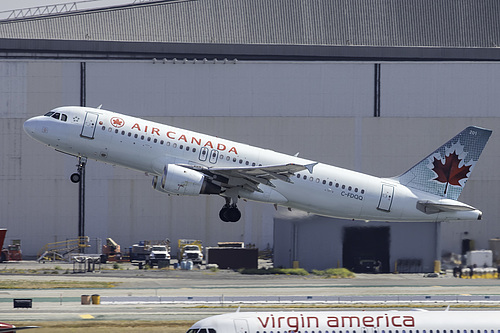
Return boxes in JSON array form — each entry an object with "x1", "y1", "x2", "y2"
[{"x1": 305, "y1": 162, "x2": 318, "y2": 174}]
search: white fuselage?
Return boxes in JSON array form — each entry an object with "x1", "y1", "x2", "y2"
[
  {"x1": 23, "y1": 106, "x2": 482, "y2": 222},
  {"x1": 187, "y1": 310, "x2": 500, "y2": 333}
]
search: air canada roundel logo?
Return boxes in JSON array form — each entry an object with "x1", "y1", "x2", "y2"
[{"x1": 110, "y1": 117, "x2": 125, "y2": 128}]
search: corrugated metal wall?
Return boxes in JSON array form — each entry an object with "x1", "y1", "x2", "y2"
[
  {"x1": 1, "y1": 59, "x2": 500, "y2": 262},
  {"x1": 0, "y1": 0, "x2": 498, "y2": 47}
]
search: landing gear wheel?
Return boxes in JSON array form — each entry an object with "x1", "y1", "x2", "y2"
[
  {"x1": 219, "y1": 205, "x2": 230, "y2": 222},
  {"x1": 70, "y1": 173, "x2": 81, "y2": 183},
  {"x1": 219, "y1": 204, "x2": 241, "y2": 222}
]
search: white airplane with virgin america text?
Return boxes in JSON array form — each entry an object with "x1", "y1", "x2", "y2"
[
  {"x1": 186, "y1": 309, "x2": 500, "y2": 333},
  {"x1": 24, "y1": 106, "x2": 491, "y2": 223}
]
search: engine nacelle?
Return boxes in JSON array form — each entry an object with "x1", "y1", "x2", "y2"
[{"x1": 152, "y1": 164, "x2": 220, "y2": 196}]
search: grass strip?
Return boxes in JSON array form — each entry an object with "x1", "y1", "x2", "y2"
[{"x1": 0, "y1": 280, "x2": 117, "y2": 289}]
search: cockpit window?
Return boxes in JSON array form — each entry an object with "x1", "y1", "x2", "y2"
[
  {"x1": 43, "y1": 111, "x2": 67, "y2": 122},
  {"x1": 185, "y1": 329, "x2": 216, "y2": 333}
]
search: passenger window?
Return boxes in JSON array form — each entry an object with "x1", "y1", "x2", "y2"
[{"x1": 193, "y1": 148, "x2": 197, "y2": 153}]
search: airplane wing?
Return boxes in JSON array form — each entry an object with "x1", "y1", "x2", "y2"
[
  {"x1": 416, "y1": 200, "x2": 476, "y2": 214},
  {"x1": 181, "y1": 162, "x2": 317, "y2": 193}
]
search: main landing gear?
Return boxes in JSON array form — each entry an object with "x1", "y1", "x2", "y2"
[
  {"x1": 219, "y1": 197, "x2": 241, "y2": 222},
  {"x1": 70, "y1": 156, "x2": 87, "y2": 183}
]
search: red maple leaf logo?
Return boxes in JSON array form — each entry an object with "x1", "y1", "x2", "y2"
[
  {"x1": 432, "y1": 151, "x2": 471, "y2": 194},
  {"x1": 110, "y1": 117, "x2": 124, "y2": 128}
]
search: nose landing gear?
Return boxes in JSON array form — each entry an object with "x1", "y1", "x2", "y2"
[
  {"x1": 70, "y1": 156, "x2": 87, "y2": 183},
  {"x1": 219, "y1": 197, "x2": 241, "y2": 222}
]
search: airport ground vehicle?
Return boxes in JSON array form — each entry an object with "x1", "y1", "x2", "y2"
[
  {"x1": 179, "y1": 239, "x2": 203, "y2": 264},
  {"x1": 0, "y1": 229, "x2": 22, "y2": 263},
  {"x1": 146, "y1": 244, "x2": 171, "y2": 267}
]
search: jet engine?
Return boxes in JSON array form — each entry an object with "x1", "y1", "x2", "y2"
[{"x1": 152, "y1": 164, "x2": 221, "y2": 196}]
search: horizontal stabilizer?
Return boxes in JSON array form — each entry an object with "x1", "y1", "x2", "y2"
[{"x1": 416, "y1": 200, "x2": 475, "y2": 214}]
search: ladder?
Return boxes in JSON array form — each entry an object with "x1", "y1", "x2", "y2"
[{"x1": 37, "y1": 237, "x2": 90, "y2": 262}]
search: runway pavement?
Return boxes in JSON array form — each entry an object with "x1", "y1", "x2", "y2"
[{"x1": 1, "y1": 261, "x2": 500, "y2": 324}]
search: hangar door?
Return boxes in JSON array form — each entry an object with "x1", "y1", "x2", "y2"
[{"x1": 343, "y1": 227, "x2": 390, "y2": 273}]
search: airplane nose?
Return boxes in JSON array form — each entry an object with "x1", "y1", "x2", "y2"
[
  {"x1": 23, "y1": 116, "x2": 46, "y2": 141},
  {"x1": 23, "y1": 117, "x2": 37, "y2": 136}
]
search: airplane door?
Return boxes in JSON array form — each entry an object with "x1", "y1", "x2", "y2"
[
  {"x1": 81, "y1": 112, "x2": 99, "y2": 139},
  {"x1": 377, "y1": 184, "x2": 394, "y2": 211},
  {"x1": 234, "y1": 319, "x2": 249, "y2": 333}
]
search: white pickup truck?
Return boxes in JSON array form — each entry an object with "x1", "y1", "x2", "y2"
[{"x1": 147, "y1": 245, "x2": 171, "y2": 267}]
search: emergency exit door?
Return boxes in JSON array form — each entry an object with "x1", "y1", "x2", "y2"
[
  {"x1": 81, "y1": 112, "x2": 99, "y2": 139},
  {"x1": 377, "y1": 184, "x2": 394, "y2": 211}
]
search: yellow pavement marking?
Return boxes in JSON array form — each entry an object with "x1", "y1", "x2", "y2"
[{"x1": 80, "y1": 314, "x2": 94, "y2": 319}]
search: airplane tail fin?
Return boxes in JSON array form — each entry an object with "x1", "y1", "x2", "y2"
[{"x1": 397, "y1": 126, "x2": 492, "y2": 200}]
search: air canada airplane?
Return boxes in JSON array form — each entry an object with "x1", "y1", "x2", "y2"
[
  {"x1": 24, "y1": 106, "x2": 491, "y2": 223},
  {"x1": 186, "y1": 309, "x2": 500, "y2": 333}
]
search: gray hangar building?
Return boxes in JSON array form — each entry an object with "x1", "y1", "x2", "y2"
[{"x1": 1, "y1": 0, "x2": 500, "y2": 272}]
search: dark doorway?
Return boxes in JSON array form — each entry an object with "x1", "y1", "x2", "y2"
[{"x1": 343, "y1": 226, "x2": 390, "y2": 273}]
